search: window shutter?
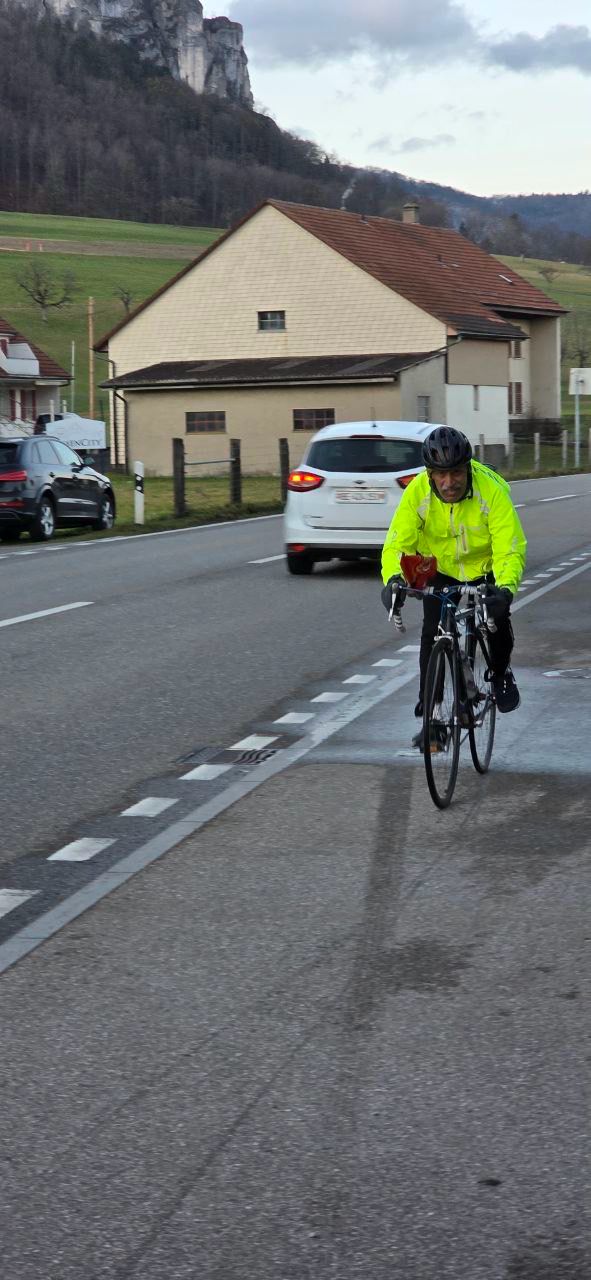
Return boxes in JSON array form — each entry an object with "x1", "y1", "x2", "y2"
[{"x1": 515, "y1": 382, "x2": 523, "y2": 414}]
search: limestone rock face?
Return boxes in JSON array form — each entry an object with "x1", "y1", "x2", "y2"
[{"x1": 50, "y1": 0, "x2": 254, "y2": 107}]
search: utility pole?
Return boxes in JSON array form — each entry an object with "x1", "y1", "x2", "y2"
[
  {"x1": 88, "y1": 297, "x2": 95, "y2": 419},
  {"x1": 71, "y1": 340, "x2": 76, "y2": 414}
]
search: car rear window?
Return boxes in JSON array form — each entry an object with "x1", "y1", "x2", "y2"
[
  {"x1": 306, "y1": 437, "x2": 424, "y2": 473},
  {"x1": 0, "y1": 441, "x2": 22, "y2": 468}
]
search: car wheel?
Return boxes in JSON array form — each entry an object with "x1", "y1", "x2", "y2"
[
  {"x1": 287, "y1": 551, "x2": 314, "y2": 575},
  {"x1": 92, "y1": 493, "x2": 115, "y2": 531},
  {"x1": 30, "y1": 495, "x2": 56, "y2": 541}
]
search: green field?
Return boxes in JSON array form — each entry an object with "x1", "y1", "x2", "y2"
[{"x1": 0, "y1": 210, "x2": 220, "y2": 248}]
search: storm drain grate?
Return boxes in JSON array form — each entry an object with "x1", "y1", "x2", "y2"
[{"x1": 214, "y1": 748, "x2": 279, "y2": 766}]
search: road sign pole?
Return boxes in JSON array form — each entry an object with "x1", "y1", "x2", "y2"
[
  {"x1": 574, "y1": 382, "x2": 581, "y2": 468},
  {"x1": 134, "y1": 461, "x2": 144, "y2": 525}
]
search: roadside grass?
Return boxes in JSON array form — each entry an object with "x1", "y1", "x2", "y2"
[
  {"x1": 0, "y1": 210, "x2": 220, "y2": 248},
  {"x1": 0, "y1": 251, "x2": 188, "y2": 415}
]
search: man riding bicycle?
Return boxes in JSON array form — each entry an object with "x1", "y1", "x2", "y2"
[{"x1": 381, "y1": 425, "x2": 527, "y2": 748}]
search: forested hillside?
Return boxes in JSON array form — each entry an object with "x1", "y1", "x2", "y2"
[{"x1": 0, "y1": 1, "x2": 590, "y2": 264}]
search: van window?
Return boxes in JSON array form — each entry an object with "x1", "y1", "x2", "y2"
[{"x1": 306, "y1": 437, "x2": 424, "y2": 473}]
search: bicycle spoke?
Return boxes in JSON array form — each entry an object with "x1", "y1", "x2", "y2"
[
  {"x1": 423, "y1": 640, "x2": 461, "y2": 808},
  {"x1": 467, "y1": 630, "x2": 496, "y2": 773}
]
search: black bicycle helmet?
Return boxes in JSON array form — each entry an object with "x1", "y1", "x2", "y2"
[{"x1": 422, "y1": 426, "x2": 472, "y2": 469}]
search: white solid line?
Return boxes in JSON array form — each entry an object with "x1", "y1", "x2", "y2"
[
  {"x1": 249, "y1": 554, "x2": 285, "y2": 564},
  {"x1": 0, "y1": 602, "x2": 93, "y2": 630},
  {"x1": 181, "y1": 763, "x2": 234, "y2": 781},
  {"x1": 512, "y1": 559, "x2": 591, "y2": 614},
  {"x1": 0, "y1": 889, "x2": 38, "y2": 919},
  {"x1": 397, "y1": 644, "x2": 421, "y2": 653},
  {"x1": 372, "y1": 658, "x2": 403, "y2": 668},
  {"x1": 90, "y1": 513, "x2": 282, "y2": 546},
  {"x1": 514, "y1": 504, "x2": 525, "y2": 509},
  {"x1": 343, "y1": 674, "x2": 376, "y2": 685},
  {"x1": 48, "y1": 837, "x2": 115, "y2": 863},
  {"x1": 274, "y1": 712, "x2": 315, "y2": 725},
  {"x1": 229, "y1": 734, "x2": 278, "y2": 750},
  {"x1": 121, "y1": 797, "x2": 178, "y2": 818},
  {"x1": 540, "y1": 494, "x2": 576, "y2": 503},
  {"x1": 311, "y1": 691, "x2": 350, "y2": 703}
]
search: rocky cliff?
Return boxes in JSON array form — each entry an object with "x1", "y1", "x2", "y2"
[{"x1": 49, "y1": 0, "x2": 253, "y2": 106}]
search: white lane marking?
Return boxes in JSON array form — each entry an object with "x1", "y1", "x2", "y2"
[
  {"x1": 3, "y1": 555, "x2": 591, "y2": 977},
  {"x1": 547, "y1": 566, "x2": 566, "y2": 571},
  {"x1": 86, "y1": 513, "x2": 282, "y2": 546},
  {"x1": 12, "y1": 550, "x2": 36, "y2": 556},
  {"x1": 0, "y1": 602, "x2": 93, "y2": 630},
  {"x1": 181, "y1": 763, "x2": 234, "y2": 781},
  {"x1": 121, "y1": 797, "x2": 178, "y2": 818},
  {"x1": 0, "y1": 889, "x2": 38, "y2": 919},
  {"x1": 514, "y1": 503, "x2": 525, "y2": 509},
  {"x1": 540, "y1": 494, "x2": 576, "y2": 503},
  {"x1": 48, "y1": 838, "x2": 115, "y2": 863},
  {"x1": 249, "y1": 554, "x2": 285, "y2": 565},
  {"x1": 373, "y1": 658, "x2": 403, "y2": 668},
  {"x1": 397, "y1": 644, "x2": 421, "y2": 653},
  {"x1": 520, "y1": 579, "x2": 537, "y2": 584},
  {"x1": 274, "y1": 712, "x2": 315, "y2": 725},
  {"x1": 534, "y1": 573, "x2": 552, "y2": 579},
  {"x1": 343, "y1": 674, "x2": 376, "y2": 685},
  {"x1": 569, "y1": 555, "x2": 590, "y2": 561},
  {"x1": 229, "y1": 734, "x2": 278, "y2": 750},
  {"x1": 311, "y1": 691, "x2": 350, "y2": 703}
]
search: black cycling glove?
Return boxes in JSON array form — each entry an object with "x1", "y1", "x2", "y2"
[
  {"x1": 381, "y1": 576, "x2": 405, "y2": 612},
  {"x1": 487, "y1": 585, "x2": 513, "y2": 621}
]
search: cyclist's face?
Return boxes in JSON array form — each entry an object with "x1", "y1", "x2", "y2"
[{"x1": 430, "y1": 465, "x2": 468, "y2": 503}]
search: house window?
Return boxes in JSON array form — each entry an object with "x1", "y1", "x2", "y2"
[
  {"x1": 417, "y1": 395, "x2": 431, "y2": 423},
  {"x1": 508, "y1": 382, "x2": 523, "y2": 415},
  {"x1": 258, "y1": 310, "x2": 286, "y2": 331},
  {"x1": 511, "y1": 339, "x2": 522, "y2": 359},
  {"x1": 293, "y1": 408, "x2": 335, "y2": 432},
  {"x1": 186, "y1": 411, "x2": 226, "y2": 433},
  {"x1": 473, "y1": 385, "x2": 480, "y2": 411}
]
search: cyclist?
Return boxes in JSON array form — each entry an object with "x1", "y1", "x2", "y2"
[{"x1": 381, "y1": 425, "x2": 527, "y2": 747}]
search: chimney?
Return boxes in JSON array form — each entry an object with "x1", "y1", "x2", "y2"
[{"x1": 402, "y1": 202, "x2": 420, "y2": 225}]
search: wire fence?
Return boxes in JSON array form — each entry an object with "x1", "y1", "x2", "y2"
[{"x1": 505, "y1": 429, "x2": 591, "y2": 474}]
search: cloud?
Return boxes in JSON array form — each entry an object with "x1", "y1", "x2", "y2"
[
  {"x1": 398, "y1": 134, "x2": 456, "y2": 153},
  {"x1": 486, "y1": 24, "x2": 591, "y2": 74},
  {"x1": 228, "y1": 0, "x2": 475, "y2": 67},
  {"x1": 227, "y1": 1, "x2": 591, "y2": 79}
]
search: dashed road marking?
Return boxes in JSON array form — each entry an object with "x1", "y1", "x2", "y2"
[
  {"x1": 343, "y1": 674, "x2": 376, "y2": 685},
  {"x1": 121, "y1": 797, "x2": 178, "y2": 818},
  {"x1": 373, "y1": 659, "x2": 403, "y2": 668},
  {"x1": 181, "y1": 763, "x2": 233, "y2": 781},
  {"x1": 0, "y1": 602, "x2": 93, "y2": 629},
  {"x1": 311, "y1": 691, "x2": 350, "y2": 703},
  {"x1": 540, "y1": 494, "x2": 576, "y2": 503},
  {"x1": 230, "y1": 734, "x2": 278, "y2": 751},
  {"x1": 48, "y1": 838, "x2": 116, "y2": 863},
  {"x1": 274, "y1": 712, "x2": 316, "y2": 725},
  {"x1": 398, "y1": 644, "x2": 421, "y2": 653},
  {"x1": 0, "y1": 889, "x2": 38, "y2": 919}
]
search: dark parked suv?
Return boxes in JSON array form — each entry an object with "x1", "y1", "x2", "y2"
[{"x1": 0, "y1": 436, "x2": 116, "y2": 541}]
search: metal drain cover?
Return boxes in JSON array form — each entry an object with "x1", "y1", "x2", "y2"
[
  {"x1": 214, "y1": 748, "x2": 279, "y2": 765},
  {"x1": 543, "y1": 668, "x2": 591, "y2": 680}
]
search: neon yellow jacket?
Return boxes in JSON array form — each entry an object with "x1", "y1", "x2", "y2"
[{"x1": 381, "y1": 461, "x2": 527, "y2": 594}]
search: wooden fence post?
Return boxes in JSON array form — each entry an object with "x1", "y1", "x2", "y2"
[
  {"x1": 229, "y1": 438, "x2": 242, "y2": 506},
  {"x1": 478, "y1": 433, "x2": 485, "y2": 462},
  {"x1": 533, "y1": 432, "x2": 541, "y2": 472},
  {"x1": 279, "y1": 438, "x2": 290, "y2": 503},
  {"x1": 561, "y1": 428, "x2": 568, "y2": 470},
  {"x1": 172, "y1": 438, "x2": 186, "y2": 516}
]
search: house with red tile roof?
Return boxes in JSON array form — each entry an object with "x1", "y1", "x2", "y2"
[
  {"x1": 0, "y1": 317, "x2": 70, "y2": 430},
  {"x1": 97, "y1": 200, "x2": 566, "y2": 474}
]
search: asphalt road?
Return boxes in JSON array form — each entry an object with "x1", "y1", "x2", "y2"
[
  {"x1": 0, "y1": 472, "x2": 590, "y2": 1279},
  {"x1": 1, "y1": 472, "x2": 590, "y2": 865}
]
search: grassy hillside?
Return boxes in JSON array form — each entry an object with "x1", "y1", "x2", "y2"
[{"x1": 0, "y1": 210, "x2": 220, "y2": 249}]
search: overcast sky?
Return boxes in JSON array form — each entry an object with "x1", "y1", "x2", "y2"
[{"x1": 221, "y1": 0, "x2": 590, "y2": 197}]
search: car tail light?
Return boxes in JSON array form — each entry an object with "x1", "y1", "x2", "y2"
[
  {"x1": 287, "y1": 470, "x2": 325, "y2": 492},
  {"x1": 0, "y1": 469, "x2": 27, "y2": 482},
  {"x1": 396, "y1": 473, "x2": 417, "y2": 490}
]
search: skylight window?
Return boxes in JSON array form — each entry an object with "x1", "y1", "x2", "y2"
[{"x1": 499, "y1": 273, "x2": 514, "y2": 284}]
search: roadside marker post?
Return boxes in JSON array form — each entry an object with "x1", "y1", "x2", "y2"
[{"x1": 134, "y1": 461, "x2": 145, "y2": 525}]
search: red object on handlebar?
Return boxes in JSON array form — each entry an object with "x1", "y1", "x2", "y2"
[{"x1": 400, "y1": 553, "x2": 438, "y2": 590}]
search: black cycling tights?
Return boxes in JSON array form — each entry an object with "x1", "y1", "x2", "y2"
[{"x1": 419, "y1": 573, "x2": 514, "y2": 699}]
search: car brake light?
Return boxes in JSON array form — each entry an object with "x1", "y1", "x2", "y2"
[
  {"x1": 287, "y1": 470, "x2": 325, "y2": 492},
  {"x1": 0, "y1": 469, "x2": 27, "y2": 482},
  {"x1": 396, "y1": 474, "x2": 416, "y2": 490}
]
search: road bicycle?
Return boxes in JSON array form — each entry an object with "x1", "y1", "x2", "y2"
[{"x1": 391, "y1": 578, "x2": 497, "y2": 809}]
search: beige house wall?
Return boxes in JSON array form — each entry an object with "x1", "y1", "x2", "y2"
[
  {"x1": 108, "y1": 204, "x2": 445, "y2": 462},
  {"x1": 399, "y1": 354, "x2": 446, "y2": 425},
  {"x1": 125, "y1": 381, "x2": 402, "y2": 475},
  {"x1": 447, "y1": 338, "x2": 508, "y2": 386},
  {"x1": 529, "y1": 316, "x2": 561, "y2": 419}
]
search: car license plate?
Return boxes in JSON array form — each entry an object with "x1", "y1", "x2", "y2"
[{"x1": 335, "y1": 488, "x2": 386, "y2": 503}]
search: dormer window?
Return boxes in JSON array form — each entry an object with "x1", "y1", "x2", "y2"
[{"x1": 258, "y1": 310, "x2": 285, "y2": 331}]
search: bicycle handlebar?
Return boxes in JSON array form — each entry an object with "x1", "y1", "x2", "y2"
[{"x1": 389, "y1": 580, "x2": 497, "y2": 634}]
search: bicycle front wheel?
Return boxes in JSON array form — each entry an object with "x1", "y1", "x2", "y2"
[
  {"x1": 467, "y1": 631, "x2": 496, "y2": 774},
  {"x1": 423, "y1": 638, "x2": 461, "y2": 809}
]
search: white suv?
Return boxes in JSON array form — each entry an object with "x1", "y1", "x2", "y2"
[{"x1": 284, "y1": 419, "x2": 437, "y2": 575}]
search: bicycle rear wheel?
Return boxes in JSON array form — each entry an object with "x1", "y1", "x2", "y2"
[
  {"x1": 423, "y1": 638, "x2": 461, "y2": 809},
  {"x1": 467, "y1": 631, "x2": 496, "y2": 773}
]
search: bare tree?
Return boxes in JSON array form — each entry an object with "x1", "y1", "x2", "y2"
[
  {"x1": 562, "y1": 313, "x2": 591, "y2": 367},
  {"x1": 15, "y1": 261, "x2": 77, "y2": 322},
  {"x1": 539, "y1": 266, "x2": 558, "y2": 287},
  {"x1": 114, "y1": 285, "x2": 134, "y2": 314}
]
